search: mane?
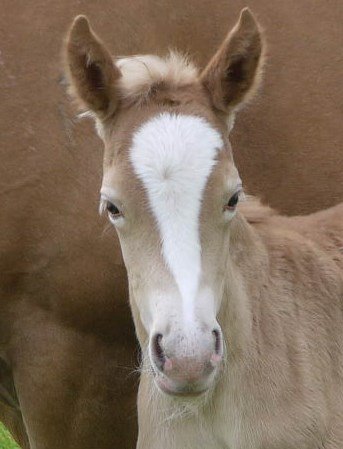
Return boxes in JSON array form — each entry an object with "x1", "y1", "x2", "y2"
[{"x1": 116, "y1": 51, "x2": 198, "y2": 104}]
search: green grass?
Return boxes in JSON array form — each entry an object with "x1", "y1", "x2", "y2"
[{"x1": 0, "y1": 423, "x2": 20, "y2": 449}]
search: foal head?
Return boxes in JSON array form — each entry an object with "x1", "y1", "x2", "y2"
[{"x1": 65, "y1": 9, "x2": 264, "y2": 396}]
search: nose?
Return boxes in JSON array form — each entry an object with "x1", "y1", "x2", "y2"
[{"x1": 150, "y1": 328, "x2": 223, "y2": 395}]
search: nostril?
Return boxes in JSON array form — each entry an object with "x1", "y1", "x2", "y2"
[
  {"x1": 212, "y1": 329, "x2": 222, "y2": 355},
  {"x1": 151, "y1": 333, "x2": 165, "y2": 370}
]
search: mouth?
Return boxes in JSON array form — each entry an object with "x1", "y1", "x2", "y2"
[{"x1": 153, "y1": 369, "x2": 211, "y2": 397}]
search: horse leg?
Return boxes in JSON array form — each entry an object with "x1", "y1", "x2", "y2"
[{"x1": 9, "y1": 307, "x2": 138, "y2": 449}]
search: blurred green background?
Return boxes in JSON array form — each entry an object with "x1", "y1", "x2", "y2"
[{"x1": 0, "y1": 422, "x2": 20, "y2": 449}]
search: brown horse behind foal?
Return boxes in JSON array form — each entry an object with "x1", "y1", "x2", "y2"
[
  {"x1": 65, "y1": 8, "x2": 343, "y2": 449},
  {"x1": 1, "y1": 0, "x2": 342, "y2": 448}
]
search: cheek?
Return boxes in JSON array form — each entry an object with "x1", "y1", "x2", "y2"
[
  {"x1": 200, "y1": 229, "x2": 229, "y2": 301},
  {"x1": 213, "y1": 287, "x2": 224, "y2": 314},
  {"x1": 129, "y1": 284, "x2": 153, "y2": 333},
  {"x1": 201, "y1": 220, "x2": 229, "y2": 261},
  {"x1": 115, "y1": 231, "x2": 151, "y2": 280},
  {"x1": 223, "y1": 208, "x2": 237, "y2": 222},
  {"x1": 126, "y1": 261, "x2": 178, "y2": 333}
]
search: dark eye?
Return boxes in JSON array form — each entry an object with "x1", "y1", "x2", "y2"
[
  {"x1": 106, "y1": 202, "x2": 120, "y2": 217},
  {"x1": 226, "y1": 192, "x2": 240, "y2": 210}
]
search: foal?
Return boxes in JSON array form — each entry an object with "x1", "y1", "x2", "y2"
[{"x1": 65, "y1": 9, "x2": 343, "y2": 448}]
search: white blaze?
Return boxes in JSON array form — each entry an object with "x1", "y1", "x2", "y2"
[{"x1": 130, "y1": 113, "x2": 222, "y2": 323}]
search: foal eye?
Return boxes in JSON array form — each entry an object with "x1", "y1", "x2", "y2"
[
  {"x1": 225, "y1": 191, "x2": 240, "y2": 211},
  {"x1": 106, "y1": 202, "x2": 121, "y2": 217}
]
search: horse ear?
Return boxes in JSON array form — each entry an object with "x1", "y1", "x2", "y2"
[
  {"x1": 64, "y1": 15, "x2": 121, "y2": 117},
  {"x1": 200, "y1": 8, "x2": 264, "y2": 113}
]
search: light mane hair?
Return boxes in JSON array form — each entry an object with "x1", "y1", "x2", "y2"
[{"x1": 116, "y1": 51, "x2": 198, "y2": 102}]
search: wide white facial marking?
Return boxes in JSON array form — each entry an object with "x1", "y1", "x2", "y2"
[{"x1": 130, "y1": 113, "x2": 223, "y2": 323}]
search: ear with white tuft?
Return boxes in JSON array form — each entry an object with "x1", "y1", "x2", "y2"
[
  {"x1": 201, "y1": 8, "x2": 264, "y2": 113},
  {"x1": 64, "y1": 15, "x2": 121, "y2": 118}
]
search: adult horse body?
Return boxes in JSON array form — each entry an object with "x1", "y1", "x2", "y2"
[
  {"x1": 65, "y1": 7, "x2": 343, "y2": 449},
  {"x1": 1, "y1": 0, "x2": 342, "y2": 448}
]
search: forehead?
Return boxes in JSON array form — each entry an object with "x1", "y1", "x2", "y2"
[
  {"x1": 102, "y1": 110, "x2": 235, "y2": 197},
  {"x1": 130, "y1": 112, "x2": 223, "y2": 186}
]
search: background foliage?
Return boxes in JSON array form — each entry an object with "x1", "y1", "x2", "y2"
[{"x1": 0, "y1": 422, "x2": 20, "y2": 449}]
